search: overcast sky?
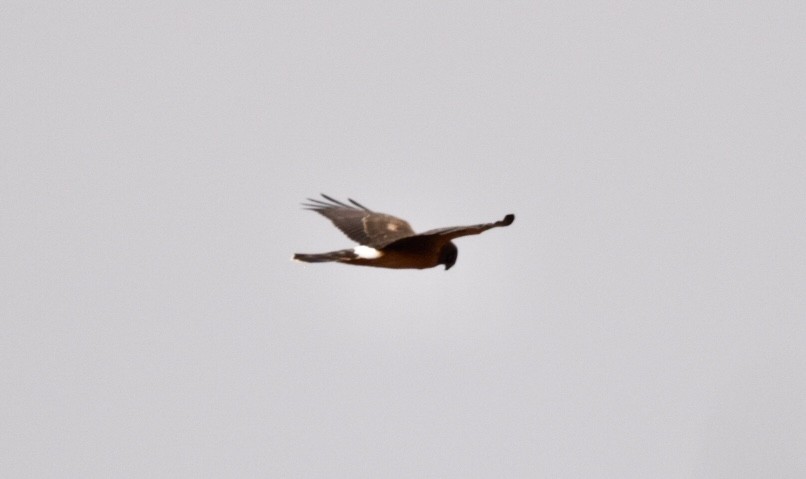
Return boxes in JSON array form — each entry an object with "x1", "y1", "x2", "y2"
[{"x1": 2, "y1": 2, "x2": 805, "y2": 478}]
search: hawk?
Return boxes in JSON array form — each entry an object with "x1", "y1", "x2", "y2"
[{"x1": 292, "y1": 194, "x2": 515, "y2": 270}]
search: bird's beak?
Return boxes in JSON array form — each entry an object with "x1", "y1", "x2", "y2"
[{"x1": 444, "y1": 264, "x2": 452, "y2": 271}]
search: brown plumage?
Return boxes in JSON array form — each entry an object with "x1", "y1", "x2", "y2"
[{"x1": 292, "y1": 194, "x2": 515, "y2": 270}]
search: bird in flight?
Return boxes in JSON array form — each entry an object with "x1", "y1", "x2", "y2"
[{"x1": 292, "y1": 194, "x2": 515, "y2": 270}]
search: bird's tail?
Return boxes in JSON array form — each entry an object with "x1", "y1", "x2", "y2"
[{"x1": 292, "y1": 249, "x2": 357, "y2": 264}]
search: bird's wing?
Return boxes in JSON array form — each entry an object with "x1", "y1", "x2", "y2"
[
  {"x1": 303, "y1": 194, "x2": 416, "y2": 247},
  {"x1": 413, "y1": 214, "x2": 515, "y2": 242}
]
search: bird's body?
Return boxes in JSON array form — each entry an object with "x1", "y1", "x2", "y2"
[{"x1": 292, "y1": 194, "x2": 514, "y2": 270}]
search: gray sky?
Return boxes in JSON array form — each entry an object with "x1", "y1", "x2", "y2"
[{"x1": 2, "y1": 2, "x2": 805, "y2": 477}]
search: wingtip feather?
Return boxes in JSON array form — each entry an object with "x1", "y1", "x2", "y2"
[
  {"x1": 348, "y1": 198, "x2": 371, "y2": 211},
  {"x1": 300, "y1": 194, "x2": 371, "y2": 212}
]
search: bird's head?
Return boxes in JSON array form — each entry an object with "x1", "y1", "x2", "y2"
[{"x1": 439, "y1": 242, "x2": 458, "y2": 271}]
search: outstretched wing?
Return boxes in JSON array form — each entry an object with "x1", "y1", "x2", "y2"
[
  {"x1": 303, "y1": 194, "x2": 416, "y2": 247},
  {"x1": 414, "y1": 214, "x2": 515, "y2": 242}
]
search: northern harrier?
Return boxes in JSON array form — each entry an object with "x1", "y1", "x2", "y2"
[{"x1": 292, "y1": 194, "x2": 515, "y2": 270}]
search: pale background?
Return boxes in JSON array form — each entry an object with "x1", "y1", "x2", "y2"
[{"x1": 2, "y1": 2, "x2": 805, "y2": 477}]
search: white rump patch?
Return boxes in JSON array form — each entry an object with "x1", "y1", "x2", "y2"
[
  {"x1": 354, "y1": 245, "x2": 383, "y2": 259},
  {"x1": 387, "y1": 223, "x2": 399, "y2": 231}
]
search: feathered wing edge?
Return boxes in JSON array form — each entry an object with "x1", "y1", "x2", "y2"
[
  {"x1": 302, "y1": 194, "x2": 372, "y2": 212},
  {"x1": 412, "y1": 214, "x2": 515, "y2": 241}
]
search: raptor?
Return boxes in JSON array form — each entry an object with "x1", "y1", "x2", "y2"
[{"x1": 292, "y1": 194, "x2": 515, "y2": 270}]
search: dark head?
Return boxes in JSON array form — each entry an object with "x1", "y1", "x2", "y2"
[{"x1": 439, "y1": 242, "x2": 458, "y2": 270}]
